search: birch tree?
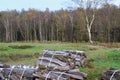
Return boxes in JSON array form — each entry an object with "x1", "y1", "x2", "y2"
[{"x1": 72, "y1": 0, "x2": 101, "y2": 44}]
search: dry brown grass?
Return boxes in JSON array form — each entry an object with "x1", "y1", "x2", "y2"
[{"x1": 93, "y1": 43, "x2": 120, "y2": 48}]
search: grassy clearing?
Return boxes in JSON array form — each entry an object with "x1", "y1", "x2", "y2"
[{"x1": 0, "y1": 42, "x2": 120, "y2": 80}]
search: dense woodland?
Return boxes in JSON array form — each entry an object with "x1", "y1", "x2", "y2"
[{"x1": 0, "y1": 4, "x2": 120, "y2": 42}]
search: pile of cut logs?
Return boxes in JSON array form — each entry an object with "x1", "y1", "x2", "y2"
[
  {"x1": 0, "y1": 50, "x2": 88, "y2": 80},
  {"x1": 101, "y1": 68, "x2": 120, "y2": 80},
  {"x1": 36, "y1": 50, "x2": 87, "y2": 80},
  {"x1": 0, "y1": 63, "x2": 37, "y2": 80}
]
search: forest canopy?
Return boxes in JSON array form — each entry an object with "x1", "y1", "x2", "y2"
[{"x1": 0, "y1": 4, "x2": 120, "y2": 42}]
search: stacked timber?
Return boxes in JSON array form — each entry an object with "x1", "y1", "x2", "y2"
[
  {"x1": 0, "y1": 50, "x2": 88, "y2": 80},
  {"x1": 101, "y1": 68, "x2": 120, "y2": 80},
  {"x1": 0, "y1": 63, "x2": 37, "y2": 80},
  {"x1": 37, "y1": 50, "x2": 87, "y2": 69},
  {"x1": 36, "y1": 50, "x2": 87, "y2": 80}
]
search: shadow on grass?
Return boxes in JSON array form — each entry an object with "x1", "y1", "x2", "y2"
[
  {"x1": 0, "y1": 53, "x2": 39, "y2": 63},
  {"x1": 0, "y1": 47, "x2": 8, "y2": 51},
  {"x1": 8, "y1": 45, "x2": 34, "y2": 49}
]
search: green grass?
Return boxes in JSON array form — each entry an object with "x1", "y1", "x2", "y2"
[{"x1": 0, "y1": 42, "x2": 120, "y2": 80}]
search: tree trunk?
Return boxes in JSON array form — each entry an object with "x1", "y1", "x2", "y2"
[
  {"x1": 4, "y1": 18, "x2": 10, "y2": 42},
  {"x1": 51, "y1": 25, "x2": 54, "y2": 41},
  {"x1": 39, "y1": 20, "x2": 42, "y2": 41},
  {"x1": 85, "y1": 13, "x2": 95, "y2": 44},
  {"x1": 33, "y1": 20, "x2": 37, "y2": 41},
  {"x1": 87, "y1": 27, "x2": 93, "y2": 44},
  {"x1": 56, "y1": 27, "x2": 59, "y2": 41}
]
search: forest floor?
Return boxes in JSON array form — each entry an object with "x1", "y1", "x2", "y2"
[{"x1": 0, "y1": 42, "x2": 120, "y2": 80}]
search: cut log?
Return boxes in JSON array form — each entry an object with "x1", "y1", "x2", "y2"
[
  {"x1": 0, "y1": 62, "x2": 10, "y2": 68},
  {"x1": 0, "y1": 65, "x2": 37, "y2": 80},
  {"x1": 101, "y1": 68, "x2": 120, "y2": 80},
  {"x1": 35, "y1": 69, "x2": 87, "y2": 80},
  {"x1": 38, "y1": 57, "x2": 67, "y2": 66}
]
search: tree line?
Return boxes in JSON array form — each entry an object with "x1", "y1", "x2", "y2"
[{"x1": 0, "y1": 4, "x2": 120, "y2": 42}]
